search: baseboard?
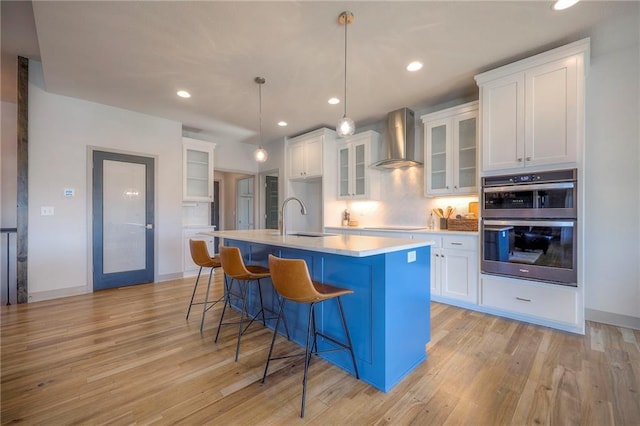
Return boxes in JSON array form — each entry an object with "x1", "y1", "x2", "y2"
[
  {"x1": 28, "y1": 285, "x2": 88, "y2": 303},
  {"x1": 156, "y1": 272, "x2": 187, "y2": 282},
  {"x1": 586, "y1": 308, "x2": 640, "y2": 330}
]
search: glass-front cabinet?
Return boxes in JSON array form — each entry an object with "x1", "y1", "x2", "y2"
[
  {"x1": 337, "y1": 131, "x2": 380, "y2": 200},
  {"x1": 183, "y1": 137, "x2": 216, "y2": 202},
  {"x1": 422, "y1": 101, "x2": 478, "y2": 196}
]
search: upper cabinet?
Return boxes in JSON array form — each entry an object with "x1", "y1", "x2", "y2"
[
  {"x1": 287, "y1": 130, "x2": 326, "y2": 180},
  {"x1": 475, "y1": 38, "x2": 589, "y2": 173},
  {"x1": 338, "y1": 131, "x2": 381, "y2": 199},
  {"x1": 182, "y1": 137, "x2": 216, "y2": 202},
  {"x1": 421, "y1": 101, "x2": 478, "y2": 196}
]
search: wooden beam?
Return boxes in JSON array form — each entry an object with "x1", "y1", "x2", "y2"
[{"x1": 16, "y1": 56, "x2": 28, "y2": 304}]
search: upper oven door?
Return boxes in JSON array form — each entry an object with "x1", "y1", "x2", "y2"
[{"x1": 482, "y1": 182, "x2": 577, "y2": 219}]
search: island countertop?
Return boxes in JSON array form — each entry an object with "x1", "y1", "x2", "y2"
[{"x1": 200, "y1": 229, "x2": 434, "y2": 257}]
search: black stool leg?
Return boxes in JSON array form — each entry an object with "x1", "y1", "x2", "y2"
[
  {"x1": 186, "y1": 266, "x2": 203, "y2": 320},
  {"x1": 234, "y1": 280, "x2": 249, "y2": 362},
  {"x1": 199, "y1": 267, "x2": 215, "y2": 333},
  {"x1": 300, "y1": 302, "x2": 316, "y2": 418},
  {"x1": 262, "y1": 297, "x2": 285, "y2": 383},
  {"x1": 337, "y1": 297, "x2": 359, "y2": 379},
  {"x1": 257, "y1": 279, "x2": 267, "y2": 326},
  {"x1": 215, "y1": 276, "x2": 232, "y2": 344}
]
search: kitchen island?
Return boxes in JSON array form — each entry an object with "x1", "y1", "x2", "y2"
[{"x1": 202, "y1": 229, "x2": 433, "y2": 392}]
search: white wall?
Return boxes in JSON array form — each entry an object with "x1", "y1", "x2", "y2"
[
  {"x1": 28, "y1": 60, "x2": 184, "y2": 300},
  {"x1": 583, "y1": 8, "x2": 640, "y2": 325}
]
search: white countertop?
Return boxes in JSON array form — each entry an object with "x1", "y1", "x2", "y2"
[
  {"x1": 325, "y1": 226, "x2": 479, "y2": 237},
  {"x1": 200, "y1": 229, "x2": 434, "y2": 257}
]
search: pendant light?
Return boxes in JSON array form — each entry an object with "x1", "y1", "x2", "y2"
[
  {"x1": 253, "y1": 76, "x2": 268, "y2": 162},
  {"x1": 336, "y1": 11, "x2": 355, "y2": 137}
]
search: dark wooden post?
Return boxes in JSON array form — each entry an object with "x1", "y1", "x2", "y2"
[{"x1": 16, "y1": 56, "x2": 28, "y2": 304}]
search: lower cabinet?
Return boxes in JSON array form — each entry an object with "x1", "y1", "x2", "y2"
[
  {"x1": 431, "y1": 235, "x2": 478, "y2": 305},
  {"x1": 183, "y1": 227, "x2": 216, "y2": 275},
  {"x1": 480, "y1": 274, "x2": 580, "y2": 328}
]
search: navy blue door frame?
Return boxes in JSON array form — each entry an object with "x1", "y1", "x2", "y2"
[{"x1": 92, "y1": 151, "x2": 155, "y2": 290}]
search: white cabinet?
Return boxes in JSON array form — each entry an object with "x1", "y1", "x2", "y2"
[
  {"x1": 288, "y1": 133, "x2": 323, "y2": 180},
  {"x1": 338, "y1": 131, "x2": 380, "y2": 199},
  {"x1": 417, "y1": 234, "x2": 478, "y2": 304},
  {"x1": 183, "y1": 138, "x2": 216, "y2": 202},
  {"x1": 480, "y1": 274, "x2": 580, "y2": 328},
  {"x1": 183, "y1": 227, "x2": 216, "y2": 275},
  {"x1": 475, "y1": 38, "x2": 588, "y2": 172},
  {"x1": 422, "y1": 101, "x2": 478, "y2": 196}
]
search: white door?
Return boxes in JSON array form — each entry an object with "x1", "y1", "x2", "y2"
[{"x1": 236, "y1": 177, "x2": 254, "y2": 230}]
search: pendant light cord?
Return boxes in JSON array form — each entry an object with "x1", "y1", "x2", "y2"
[
  {"x1": 343, "y1": 13, "x2": 348, "y2": 118},
  {"x1": 259, "y1": 81, "x2": 263, "y2": 145}
]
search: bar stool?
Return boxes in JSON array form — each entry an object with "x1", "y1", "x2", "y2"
[
  {"x1": 215, "y1": 245, "x2": 289, "y2": 362},
  {"x1": 186, "y1": 239, "x2": 223, "y2": 333},
  {"x1": 262, "y1": 254, "x2": 359, "y2": 418}
]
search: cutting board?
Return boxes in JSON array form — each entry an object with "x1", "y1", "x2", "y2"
[{"x1": 468, "y1": 201, "x2": 479, "y2": 217}]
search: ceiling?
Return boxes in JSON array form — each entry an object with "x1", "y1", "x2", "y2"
[{"x1": 3, "y1": 1, "x2": 636, "y2": 145}]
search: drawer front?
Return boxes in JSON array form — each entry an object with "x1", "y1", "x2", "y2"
[
  {"x1": 442, "y1": 235, "x2": 477, "y2": 250},
  {"x1": 481, "y1": 276, "x2": 578, "y2": 325}
]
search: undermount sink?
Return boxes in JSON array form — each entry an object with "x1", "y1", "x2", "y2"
[{"x1": 288, "y1": 232, "x2": 337, "y2": 237}]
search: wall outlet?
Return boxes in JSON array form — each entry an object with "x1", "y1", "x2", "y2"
[
  {"x1": 407, "y1": 250, "x2": 416, "y2": 263},
  {"x1": 41, "y1": 206, "x2": 54, "y2": 216}
]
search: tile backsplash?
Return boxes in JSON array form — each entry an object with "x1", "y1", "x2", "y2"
[
  {"x1": 182, "y1": 202, "x2": 210, "y2": 226},
  {"x1": 335, "y1": 167, "x2": 478, "y2": 228}
]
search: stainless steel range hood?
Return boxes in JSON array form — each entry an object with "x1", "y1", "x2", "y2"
[{"x1": 371, "y1": 107, "x2": 422, "y2": 169}]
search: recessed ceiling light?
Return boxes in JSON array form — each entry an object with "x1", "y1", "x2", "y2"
[
  {"x1": 176, "y1": 90, "x2": 191, "y2": 98},
  {"x1": 278, "y1": 121, "x2": 288, "y2": 127},
  {"x1": 328, "y1": 97, "x2": 340, "y2": 105},
  {"x1": 407, "y1": 61, "x2": 423, "y2": 72},
  {"x1": 552, "y1": 0, "x2": 579, "y2": 10}
]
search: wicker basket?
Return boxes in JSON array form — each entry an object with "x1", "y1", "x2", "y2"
[{"x1": 447, "y1": 218, "x2": 478, "y2": 232}]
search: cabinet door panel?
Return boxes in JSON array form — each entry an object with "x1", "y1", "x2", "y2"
[
  {"x1": 525, "y1": 57, "x2": 578, "y2": 166},
  {"x1": 454, "y1": 113, "x2": 477, "y2": 192},
  {"x1": 481, "y1": 75, "x2": 524, "y2": 171},
  {"x1": 338, "y1": 146, "x2": 350, "y2": 197},
  {"x1": 426, "y1": 120, "x2": 451, "y2": 194},
  {"x1": 288, "y1": 142, "x2": 305, "y2": 179},
  {"x1": 354, "y1": 143, "x2": 366, "y2": 196},
  {"x1": 304, "y1": 137, "x2": 323, "y2": 178},
  {"x1": 441, "y1": 250, "x2": 476, "y2": 302}
]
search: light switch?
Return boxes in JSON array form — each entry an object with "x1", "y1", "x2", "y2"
[
  {"x1": 41, "y1": 206, "x2": 54, "y2": 216},
  {"x1": 407, "y1": 250, "x2": 416, "y2": 263}
]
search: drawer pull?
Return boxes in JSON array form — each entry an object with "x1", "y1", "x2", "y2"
[
  {"x1": 450, "y1": 242, "x2": 463, "y2": 245},
  {"x1": 515, "y1": 297, "x2": 532, "y2": 303},
  {"x1": 519, "y1": 268, "x2": 530, "y2": 273}
]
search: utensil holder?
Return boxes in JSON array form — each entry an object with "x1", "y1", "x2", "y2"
[{"x1": 439, "y1": 218, "x2": 448, "y2": 230}]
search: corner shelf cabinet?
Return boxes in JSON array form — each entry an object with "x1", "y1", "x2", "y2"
[{"x1": 183, "y1": 137, "x2": 216, "y2": 202}]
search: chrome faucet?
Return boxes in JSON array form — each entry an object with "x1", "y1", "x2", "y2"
[{"x1": 281, "y1": 197, "x2": 308, "y2": 236}]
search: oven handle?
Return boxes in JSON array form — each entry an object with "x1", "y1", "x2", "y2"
[
  {"x1": 483, "y1": 182, "x2": 575, "y2": 193},
  {"x1": 483, "y1": 219, "x2": 575, "y2": 227}
]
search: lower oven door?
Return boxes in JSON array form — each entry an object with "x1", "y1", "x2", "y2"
[{"x1": 482, "y1": 219, "x2": 577, "y2": 286}]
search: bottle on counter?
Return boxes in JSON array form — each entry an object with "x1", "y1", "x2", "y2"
[
  {"x1": 427, "y1": 212, "x2": 435, "y2": 230},
  {"x1": 342, "y1": 209, "x2": 350, "y2": 226}
]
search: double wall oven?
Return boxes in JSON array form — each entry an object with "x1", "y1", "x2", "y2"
[{"x1": 481, "y1": 169, "x2": 577, "y2": 286}]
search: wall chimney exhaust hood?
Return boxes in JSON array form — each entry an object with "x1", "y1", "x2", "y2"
[{"x1": 371, "y1": 107, "x2": 422, "y2": 169}]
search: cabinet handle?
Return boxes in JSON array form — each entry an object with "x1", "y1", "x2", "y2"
[
  {"x1": 515, "y1": 297, "x2": 532, "y2": 303},
  {"x1": 526, "y1": 157, "x2": 531, "y2": 161},
  {"x1": 454, "y1": 185, "x2": 458, "y2": 189},
  {"x1": 517, "y1": 158, "x2": 523, "y2": 162},
  {"x1": 450, "y1": 242, "x2": 463, "y2": 245}
]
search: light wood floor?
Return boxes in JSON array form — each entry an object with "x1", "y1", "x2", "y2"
[{"x1": 2, "y1": 271, "x2": 639, "y2": 425}]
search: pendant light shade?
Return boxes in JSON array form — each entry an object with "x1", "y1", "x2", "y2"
[
  {"x1": 254, "y1": 76, "x2": 268, "y2": 162},
  {"x1": 336, "y1": 11, "x2": 355, "y2": 137}
]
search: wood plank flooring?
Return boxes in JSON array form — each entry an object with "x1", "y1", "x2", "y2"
[{"x1": 2, "y1": 271, "x2": 639, "y2": 425}]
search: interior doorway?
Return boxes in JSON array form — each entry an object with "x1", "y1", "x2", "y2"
[{"x1": 236, "y1": 176, "x2": 254, "y2": 229}]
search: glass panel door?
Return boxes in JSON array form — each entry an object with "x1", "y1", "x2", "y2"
[
  {"x1": 430, "y1": 124, "x2": 447, "y2": 190},
  {"x1": 93, "y1": 151, "x2": 154, "y2": 290},
  {"x1": 457, "y1": 116, "x2": 476, "y2": 189}
]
